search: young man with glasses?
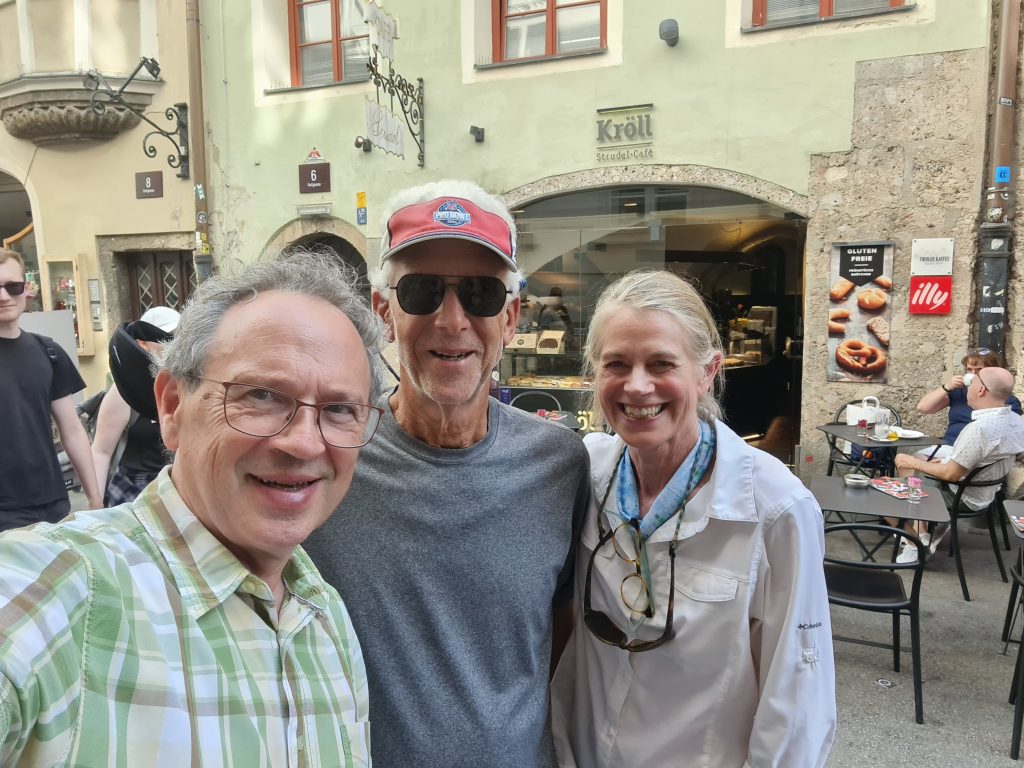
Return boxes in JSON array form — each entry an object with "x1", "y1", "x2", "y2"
[
  {"x1": 0, "y1": 253, "x2": 382, "y2": 766},
  {"x1": 896, "y1": 366, "x2": 1024, "y2": 563},
  {"x1": 0, "y1": 248, "x2": 102, "y2": 530},
  {"x1": 304, "y1": 181, "x2": 590, "y2": 768},
  {"x1": 916, "y1": 348, "x2": 1022, "y2": 460}
]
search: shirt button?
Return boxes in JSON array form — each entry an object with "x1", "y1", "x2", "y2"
[{"x1": 297, "y1": 736, "x2": 305, "y2": 751}]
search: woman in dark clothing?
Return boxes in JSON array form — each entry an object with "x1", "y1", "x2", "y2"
[{"x1": 91, "y1": 306, "x2": 179, "y2": 505}]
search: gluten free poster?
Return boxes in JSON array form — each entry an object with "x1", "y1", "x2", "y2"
[{"x1": 827, "y1": 242, "x2": 894, "y2": 383}]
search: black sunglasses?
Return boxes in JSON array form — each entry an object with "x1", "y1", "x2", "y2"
[
  {"x1": 390, "y1": 274, "x2": 512, "y2": 317},
  {"x1": 0, "y1": 281, "x2": 26, "y2": 296}
]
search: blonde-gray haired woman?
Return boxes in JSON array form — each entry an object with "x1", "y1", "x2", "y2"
[{"x1": 551, "y1": 270, "x2": 836, "y2": 768}]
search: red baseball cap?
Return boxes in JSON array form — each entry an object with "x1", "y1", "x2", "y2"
[{"x1": 379, "y1": 196, "x2": 517, "y2": 270}]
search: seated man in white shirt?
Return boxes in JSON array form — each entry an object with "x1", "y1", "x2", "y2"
[{"x1": 894, "y1": 366, "x2": 1024, "y2": 563}]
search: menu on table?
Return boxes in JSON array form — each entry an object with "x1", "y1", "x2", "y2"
[{"x1": 870, "y1": 477, "x2": 929, "y2": 500}]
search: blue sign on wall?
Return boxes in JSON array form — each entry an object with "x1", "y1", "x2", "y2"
[
  {"x1": 357, "y1": 207, "x2": 367, "y2": 225},
  {"x1": 995, "y1": 166, "x2": 1012, "y2": 184}
]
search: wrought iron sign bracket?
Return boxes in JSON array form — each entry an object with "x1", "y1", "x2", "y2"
[
  {"x1": 360, "y1": 45, "x2": 425, "y2": 167},
  {"x1": 82, "y1": 57, "x2": 190, "y2": 179}
]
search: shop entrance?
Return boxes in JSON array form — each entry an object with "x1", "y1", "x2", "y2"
[{"x1": 506, "y1": 184, "x2": 806, "y2": 465}]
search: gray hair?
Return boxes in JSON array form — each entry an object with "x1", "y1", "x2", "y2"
[
  {"x1": 368, "y1": 179, "x2": 524, "y2": 295},
  {"x1": 583, "y1": 269, "x2": 725, "y2": 425},
  {"x1": 160, "y1": 249, "x2": 387, "y2": 400}
]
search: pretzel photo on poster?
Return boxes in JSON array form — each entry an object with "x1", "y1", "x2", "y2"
[{"x1": 827, "y1": 241, "x2": 894, "y2": 383}]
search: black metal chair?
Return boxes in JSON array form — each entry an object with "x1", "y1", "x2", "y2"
[
  {"x1": 941, "y1": 463, "x2": 1009, "y2": 601},
  {"x1": 824, "y1": 523, "x2": 926, "y2": 724},
  {"x1": 1008, "y1": 562, "x2": 1024, "y2": 759},
  {"x1": 826, "y1": 400, "x2": 902, "y2": 477},
  {"x1": 1002, "y1": 501, "x2": 1024, "y2": 644}
]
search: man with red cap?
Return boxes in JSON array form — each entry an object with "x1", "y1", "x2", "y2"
[{"x1": 305, "y1": 180, "x2": 590, "y2": 768}]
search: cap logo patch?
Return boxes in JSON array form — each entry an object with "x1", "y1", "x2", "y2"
[{"x1": 433, "y1": 200, "x2": 472, "y2": 228}]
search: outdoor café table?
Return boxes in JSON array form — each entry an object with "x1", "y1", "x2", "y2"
[
  {"x1": 816, "y1": 423, "x2": 947, "y2": 475},
  {"x1": 811, "y1": 475, "x2": 949, "y2": 561}
]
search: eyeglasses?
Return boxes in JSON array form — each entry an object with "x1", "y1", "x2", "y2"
[
  {"x1": 975, "y1": 370, "x2": 990, "y2": 391},
  {"x1": 198, "y1": 378, "x2": 382, "y2": 448},
  {"x1": 976, "y1": 348, "x2": 992, "y2": 356},
  {"x1": 389, "y1": 274, "x2": 512, "y2": 317},
  {"x1": 0, "y1": 281, "x2": 26, "y2": 296},
  {"x1": 583, "y1": 521, "x2": 677, "y2": 653}
]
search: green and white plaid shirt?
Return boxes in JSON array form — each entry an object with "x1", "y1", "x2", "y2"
[{"x1": 0, "y1": 468, "x2": 370, "y2": 767}]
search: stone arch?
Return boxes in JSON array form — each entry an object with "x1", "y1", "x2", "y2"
[
  {"x1": 261, "y1": 216, "x2": 368, "y2": 264},
  {"x1": 501, "y1": 164, "x2": 809, "y2": 216}
]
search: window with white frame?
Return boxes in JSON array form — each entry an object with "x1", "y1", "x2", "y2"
[
  {"x1": 289, "y1": 0, "x2": 371, "y2": 86},
  {"x1": 493, "y1": 0, "x2": 605, "y2": 63}
]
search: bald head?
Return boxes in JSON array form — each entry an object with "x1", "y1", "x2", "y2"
[{"x1": 978, "y1": 367, "x2": 1014, "y2": 401}]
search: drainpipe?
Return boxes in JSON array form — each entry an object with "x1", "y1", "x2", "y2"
[
  {"x1": 977, "y1": 0, "x2": 1021, "y2": 359},
  {"x1": 186, "y1": 0, "x2": 213, "y2": 278}
]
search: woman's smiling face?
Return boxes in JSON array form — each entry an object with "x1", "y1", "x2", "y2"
[{"x1": 595, "y1": 307, "x2": 716, "y2": 456}]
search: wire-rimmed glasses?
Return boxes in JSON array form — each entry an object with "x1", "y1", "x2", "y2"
[
  {"x1": 583, "y1": 518, "x2": 678, "y2": 653},
  {"x1": 198, "y1": 378, "x2": 382, "y2": 448}
]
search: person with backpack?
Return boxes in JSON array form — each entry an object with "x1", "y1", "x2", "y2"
[
  {"x1": 91, "y1": 306, "x2": 179, "y2": 505},
  {"x1": 0, "y1": 249, "x2": 101, "y2": 531}
]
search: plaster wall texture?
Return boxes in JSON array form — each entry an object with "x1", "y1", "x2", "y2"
[
  {"x1": 0, "y1": 0, "x2": 193, "y2": 392},
  {"x1": 799, "y1": 49, "x2": 991, "y2": 480},
  {"x1": 202, "y1": 0, "x2": 987, "y2": 269}
]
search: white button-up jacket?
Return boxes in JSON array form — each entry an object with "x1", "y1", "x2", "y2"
[{"x1": 552, "y1": 421, "x2": 837, "y2": 768}]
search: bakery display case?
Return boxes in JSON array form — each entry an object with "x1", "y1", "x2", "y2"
[
  {"x1": 498, "y1": 351, "x2": 597, "y2": 432},
  {"x1": 44, "y1": 260, "x2": 93, "y2": 355}
]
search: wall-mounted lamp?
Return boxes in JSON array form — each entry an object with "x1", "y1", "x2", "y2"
[
  {"x1": 354, "y1": 136, "x2": 373, "y2": 153},
  {"x1": 82, "y1": 57, "x2": 189, "y2": 178},
  {"x1": 659, "y1": 19, "x2": 679, "y2": 47},
  {"x1": 469, "y1": 125, "x2": 485, "y2": 143}
]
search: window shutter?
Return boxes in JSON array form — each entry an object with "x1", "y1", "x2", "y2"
[
  {"x1": 765, "y1": 0, "x2": 820, "y2": 23},
  {"x1": 833, "y1": 0, "x2": 899, "y2": 14}
]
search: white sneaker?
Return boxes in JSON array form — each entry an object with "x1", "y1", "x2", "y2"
[
  {"x1": 919, "y1": 532, "x2": 931, "y2": 547},
  {"x1": 929, "y1": 523, "x2": 951, "y2": 554},
  {"x1": 896, "y1": 543, "x2": 919, "y2": 564}
]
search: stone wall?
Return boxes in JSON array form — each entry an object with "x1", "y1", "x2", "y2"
[{"x1": 800, "y1": 49, "x2": 990, "y2": 478}]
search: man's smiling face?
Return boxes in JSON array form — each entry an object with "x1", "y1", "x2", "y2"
[
  {"x1": 156, "y1": 290, "x2": 371, "y2": 572},
  {"x1": 375, "y1": 240, "x2": 519, "y2": 413}
]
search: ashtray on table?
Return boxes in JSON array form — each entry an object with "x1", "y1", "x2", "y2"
[{"x1": 842, "y1": 474, "x2": 870, "y2": 488}]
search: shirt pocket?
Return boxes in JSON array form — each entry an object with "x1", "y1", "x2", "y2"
[{"x1": 674, "y1": 564, "x2": 740, "y2": 602}]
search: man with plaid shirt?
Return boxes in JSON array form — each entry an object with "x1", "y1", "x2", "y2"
[{"x1": 0, "y1": 253, "x2": 383, "y2": 766}]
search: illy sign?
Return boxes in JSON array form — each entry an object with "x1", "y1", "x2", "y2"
[
  {"x1": 595, "y1": 103, "x2": 654, "y2": 163},
  {"x1": 909, "y1": 276, "x2": 952, "y2": 315}
]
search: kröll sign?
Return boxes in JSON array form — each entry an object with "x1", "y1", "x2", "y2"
[
  {"x1": 595, "y1": 103, "x2": 654, "y2": 163},
  {"x1": 908, "y1": 276, "x2": 952, "y2": 315}
]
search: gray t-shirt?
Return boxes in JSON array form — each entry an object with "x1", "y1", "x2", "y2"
[{"x1": 304, "y1": 394, "x2": 590, "y2": 768}]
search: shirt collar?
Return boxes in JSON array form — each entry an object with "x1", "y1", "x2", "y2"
[
  {"x1": 132, "y1": 467, "x2": 332, "y2": 620},
  {"x1": 971, "y1": 405, "x2": 1012, "y2": 420},
  {"x1": 598, "y1": 421, "x2": 758, "y2": 545}
]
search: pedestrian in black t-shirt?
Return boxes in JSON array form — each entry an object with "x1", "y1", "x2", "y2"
[{"x1": 0, "y1": 249, "x2": 101, "y2": 530}]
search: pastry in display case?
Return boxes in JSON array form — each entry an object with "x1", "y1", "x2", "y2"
[{"x1": 46, "y1": 261, "x2": 80, "y2": 348}]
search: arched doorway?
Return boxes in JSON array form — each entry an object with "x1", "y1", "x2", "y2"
[
  {"x1": 289, "y1": 232, "x2": 370, "y2": 300},
  {"x1": 500, "y1": 183, "x2": 806, "y2": 464}
]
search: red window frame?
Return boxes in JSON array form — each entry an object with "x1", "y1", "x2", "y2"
[
  {"x1": 751, "y1": 0, "x2": 905, "y2": 28},
  {"x1": 491, "y1": 0, "x2": 607, "y2": 64},
  {"x1": 288, "y1": 0, "x2": 370, "y2": 87}
]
